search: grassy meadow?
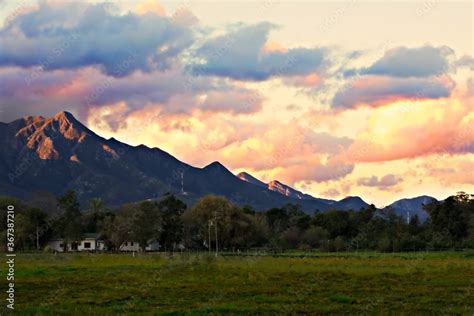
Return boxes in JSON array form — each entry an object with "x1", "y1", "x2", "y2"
[{"x1": 1, "y1": 251, "x2": 473, "y2": 315}]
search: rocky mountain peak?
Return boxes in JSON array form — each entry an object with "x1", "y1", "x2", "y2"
[{"x1": 14, "y1": 111, "x2": 98, "y2": 160}]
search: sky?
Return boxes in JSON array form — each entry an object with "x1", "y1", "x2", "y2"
[{"x1": 0, "y1": 0, "x2": 472, "y2": 206}]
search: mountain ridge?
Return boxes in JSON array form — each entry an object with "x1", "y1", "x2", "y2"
[{"x1": 0, "y1": 111, "x2": 436, "y2": 215}]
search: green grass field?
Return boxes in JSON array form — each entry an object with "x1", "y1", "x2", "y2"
[{"x1": 1, "y1": 252, "x2": 473, "y2": 315}]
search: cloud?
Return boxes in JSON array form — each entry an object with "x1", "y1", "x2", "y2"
[
  {"x1": 357, "y1": 174, "x2": 401, "y2": 188},
  {"x1": 320, "y1": 188, "x2": 340, "y2": 198},
  {"x1": 0, "y1": 2, "x2": 194, "y2": 77},
  {"x1": 361, "y1": 45, "x2": 454, "y2": 77},
  {"x1": 282, "y1": 73, "x2": 323, "y2": 88},
  {"x1": 304, "y1": 131, "x2": 353, "y2": 154},
  {"x1": 454, "y1": 55, "x2": 474, "y2": 71},
  {"x1": 332, "y1": 75, "x2": 454, "y2": 109},
  {"x1": 468, "y1": 78, "x2": 474, "y2": 97},
  {"x1": 266, "y1": 156, "x2": 354, "y2": 184},
  {"x1": 332, "y1": 45, "x2": 460, "y2": 109},
  {"x1": 345, "y1": 96, "x2": 474, "y2": 162},
  {"x1": 214, "y1": 124, "x2": 354, "y2": 183},
  {"x1": 135, "y1": 0, "x2": 166, "y2": 16},
  {"x1": 196, "y1": 88, "x2": 262, "y2": 114},
  {"x1": 424, "y1": 156, "x2": 474, "y2": 185},
  {"x1": 0, "y1": 66, "x2": 263, "y2": 124},
  {"x1": 188, "y1": 22, "x2": 327, "y2": 80}
]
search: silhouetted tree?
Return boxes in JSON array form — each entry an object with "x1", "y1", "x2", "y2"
[
  {"x1": 56, "y1": 190, "x2": 83, "y2": 251},
  {"x1": 158, "y1": 194, "x2": 186, "y2": 252}
]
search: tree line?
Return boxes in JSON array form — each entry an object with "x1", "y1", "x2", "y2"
[{"x1": 1, "y1": 191, "x2": 473, "y2": 252}]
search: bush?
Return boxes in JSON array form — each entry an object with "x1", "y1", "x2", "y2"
[
  {"x1": 334, "y1": 236, "x2": 346, "y2": 252},
  {"x1": 43, "y1": 245, "x2": 53, "y2": 253},
  {"x1": 298, "y1": 243, "x2": 311, "y2": 252},
  {"x1": 377, "y1": 237, "x2": 391, "y2": 252}
]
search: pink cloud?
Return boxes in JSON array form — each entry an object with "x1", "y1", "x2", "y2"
[
  {"x1": 345, "y1": 94, "x2": 473, "y2": 162},
  {"x1": 357, "y1": 174, "x2": 402, "y2": 189}
]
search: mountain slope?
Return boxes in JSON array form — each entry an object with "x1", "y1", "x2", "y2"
[
  {"x1": 238, "y1": 171, "x2": 334, "y2": 203},
  {"x1": 237, "y1": 172, "x2": 267, "y2": 188},
  {"x1": 388, "y1": 195, "x2": 437, "y2": 222},
  {"x1": 0, "y1": 111, "x2": 342, "y2": 212}
]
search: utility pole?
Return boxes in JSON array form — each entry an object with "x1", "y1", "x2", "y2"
[
  {"x1": 181, "y1": 171, "x2": 184, "y2": 194},
  {"x1": 36, "y1": 226, "x2": 39, "y2": 250},
  {"x1": 208, "y1": 219, "x2": 212, "y2": 254},
  {"x1": 214, "y1": 211, "x2": 218, "y2": 257}
]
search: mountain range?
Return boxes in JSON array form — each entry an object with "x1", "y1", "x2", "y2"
[{"x1": 0, "y1": 111, "x2": 436, "y2": 216}]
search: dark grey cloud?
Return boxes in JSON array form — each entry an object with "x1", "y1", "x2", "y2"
[
  {"x1": 360, "y1": 45, "x2": 453, "y2": 77},
  {"x1": 0, "y1": 2, "x2": 194, "y2": 77},
  {"x1": 454, "y1": 55, "x2": 474, "y2": 71},
  {"x1": 188, "y1": 22, "x2": 328, "y2": 80},
  {"x1": 0, "y1": 66, "x2": 263, "y2": 124},
  {"x1": 332, "y1": 76, "x2": 453, "y2": 109}
]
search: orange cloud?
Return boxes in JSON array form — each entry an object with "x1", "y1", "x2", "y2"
[
  {"x1": 345, "y1": 95, "x2": 473, "y2": 162},
  {"x1": 422, "y1": 155, "x2": 474, "y2": 185},
  {"x1": 215, "y1": 123, "x2": 354, "y2": 184},
  {"x1": 135, "y1": 0, "x2": 166, "y2": 16},
  {"x1": 284, "y1": 73, "x2": 323, "y2": 87},
  {"x1": 262, "y1": 40, "x2": 288, "y2": 53}
]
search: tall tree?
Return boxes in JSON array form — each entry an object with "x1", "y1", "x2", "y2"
[
  {"x1": 157, "y1": 194, "x2": 186, "y2": 252},
  {"x1": 131, "y1": 201, "x2": 161, "y2": 251},
  {"x1": 16, "y1": 207, "x2": 48, "y2": 250},
  {"x1": 426, "y1": 197, "x2": 468, "y2": 242},
  {"x1": 103, "y1": 205, "x2": 134, "y2": 251},
  {"x1": 89, "y1": 198, "x2": 104, "y2": 213},
  {"x1": 184, "y1": 195, "x2": 253, "y2": 252},
  {"x1": 84, "y1": 198, "x2": 106, "y2": 233},
  {"x1": 57, "y1": 190, "x2": 83, "y2": 251}
]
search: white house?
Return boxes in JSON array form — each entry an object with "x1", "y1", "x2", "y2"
[
  {"x1": 46, "y1": 233, "x2": 106, "y2": 252},
  {"x1": 119, "y1": 239, "x2": 160, "y2": 252},
  {"x1": 46, "y1": 235, "x2": 161, "y2": 252}
]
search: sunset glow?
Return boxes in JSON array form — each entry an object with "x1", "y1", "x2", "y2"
[{"x1": 0, "y1": 0, "x2": 472, "y2": 206}]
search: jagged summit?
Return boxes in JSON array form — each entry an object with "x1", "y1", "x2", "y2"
[
  {"x1": 52, "y1": 111, "x2": 76, "y2": 121},
  {"x1": 238, "y1": 171, "x2": 319, "y2": 201},
  {"x1": 237, "y1": 172, "x2": 266, "y2": 187},
  {"x1": 18, "y1": 111, "x2": 94, "y2": 139},
  {"x1": 12, "y1": 111, "x2": 101, "y2": 160},
  {"x1": 22, "y1": 115, "x2": 45, "y2": 124}
]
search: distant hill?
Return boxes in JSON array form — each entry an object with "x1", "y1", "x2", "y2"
[
  {"x1": 388, "y1": 195, "x2": 437, "y2": 222},
  {"x1": 331, "y1": 196, "x2": 370, "y2": 211}
]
